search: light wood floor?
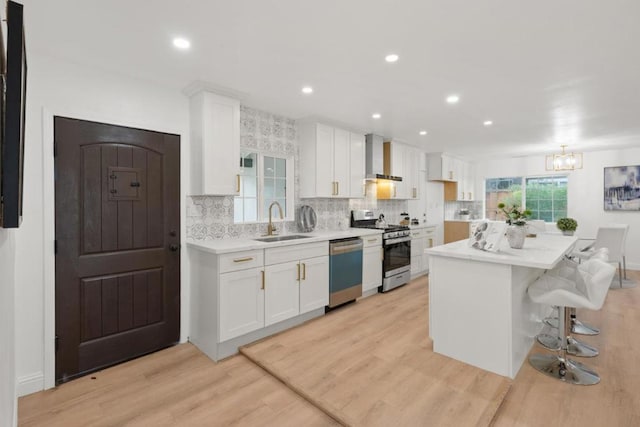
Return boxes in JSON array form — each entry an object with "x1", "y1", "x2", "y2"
[
  {"x1": 241, "y1": 275, "x2": 511, "y2": 427},
  {"x1": 19, "y1": 271, "x2": 640, "y2": 426},
  {"x1": 18, "y1": 345, "x2": 337, "y2": 426},
  {"x1": 492, "y1": 269, "x2": 640, "y2": 426}
]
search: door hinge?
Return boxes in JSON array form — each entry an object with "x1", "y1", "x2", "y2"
[
  {"x1": 54, "y1": 239, "x2": 58, "y2": 254},
  {"x1": 55, "y1": 336, "x2": 59, "y2": 352}
]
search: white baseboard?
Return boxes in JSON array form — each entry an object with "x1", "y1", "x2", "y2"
[{"x1": 17, "y1": 372, "x2": 44, "y2": 397}]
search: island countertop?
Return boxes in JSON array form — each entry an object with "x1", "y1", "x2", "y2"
[{"x1": 427, "y1": 233, "x2": 578, "y2": 270}]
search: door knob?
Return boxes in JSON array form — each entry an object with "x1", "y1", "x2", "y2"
[{"x1": 169, "y1": 244, "x2": 180, "y2": 252}]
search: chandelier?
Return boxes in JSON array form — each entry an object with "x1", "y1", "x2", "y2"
[{"x1": 545, "y1": 145, "x2": 583, "y2": 171}]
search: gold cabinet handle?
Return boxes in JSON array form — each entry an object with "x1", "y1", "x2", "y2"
[
  {"x1": 302, "y1": 263, "x2": 306, "y2": 280},
  {"x1": 236, "y1": 174, "x2": 241, "y2": 193},
  {"x1": 363, "y1": 184, "x2": 366, "y2": 197},
  {"x1": 428, "y1": 238, "x2": 433, "y2": 248},
  {"x1": 336, "y1": 182, "x2": 339, "y2": 195},
  {"x1": 233, "y1": 257, "x2": 254, "y2": 263},
  {"x1": 261, "y1": 270, "x2": 265, "y2": 290},
  {"x1": 332, "y1": 181, "x2": 337, "y2": 196},
  {"x1": 368, "y1": 238, "x2": 378, "y2": 243},
  {"x1": 297, "y1": 263, "x2": 301, "y2": 281}
]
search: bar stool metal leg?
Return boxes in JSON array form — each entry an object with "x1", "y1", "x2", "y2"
[
  {"x1": 529, "y1": 306, "x2": 600, "y2": 385},
  {"x1": 544, "y1": 307, "x2": 599, "y2": 335}
]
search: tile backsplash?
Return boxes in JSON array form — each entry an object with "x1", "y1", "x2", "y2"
[
  {"x1": 187, "y1": 106, "x2": 408, "y2": 240},
  {"x1": 444, "y1": 200, "x2": 483, "y2": 220}
]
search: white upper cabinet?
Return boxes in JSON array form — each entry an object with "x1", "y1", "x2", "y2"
[
  {"x1": 349, "y1": 133, "x2": 366, "y2": 198},
  {"x1": 299, "y1": 122, "x2": 365, "y2": 198},
  {"x1": 427, "y1": 152, "x2": 476, "y2": 200},
  {"x1": 428, "y1": 153, "x2": 458, "y2": 182},
  {"x1": 333, "y1": 128, "x2": 351, "y2": 197},
  {"x1": 188, "y1": 90, "x2": 241, "y2": 195},
  {"x1": 380, "y1": 142, "x2": 420, "y2": 200},
  {"x1": 405, "y1": 145, "x2": 421, "y2": 200}
]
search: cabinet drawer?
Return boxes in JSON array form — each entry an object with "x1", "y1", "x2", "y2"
[
  {"x1": 219, "y1": 250, "x2": 264, "y2": 273},
  {"x1": 362, "y1": 234, "x2": 382, "y2": 248},
  {"x1": 411, "y1": 230, "x2": 424, "y2": 238},
  {"x1": 265, "y1": 241, "x2": 328, "y2": 266}
]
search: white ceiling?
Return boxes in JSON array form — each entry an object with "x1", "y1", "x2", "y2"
[{"x1": 22, "y1": 0, "x2": 640, "y2": 158}]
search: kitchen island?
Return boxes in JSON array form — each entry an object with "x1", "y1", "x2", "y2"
[{"x1": 427, "y1": 233, "x2": 577, "y2": 378}]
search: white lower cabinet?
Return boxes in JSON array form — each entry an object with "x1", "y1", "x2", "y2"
[
  {"x1": 411, "y1": 232, "x2": 426, "y2": 277},
  {"x1": 299, "y1": 256, "x2": 330, "y2": 313},
  {"x1": 219, "y1": 267, "x2": 265, "y2": 342},
  {"x1": 189, "y1": 240, "x2": 335, "y2": 361},
  {"x1": 263, "y1": 255, "x2": 329, "y2": 326},
  {"x1": 264, "y1": 261, "x2": 300, "y2": 326},
  {"x1": 362, "y1": 234, "x2": 383, "y2": 292},
  {"x1": 411, "y1": 226, "x2": 437, "y2": 277}
]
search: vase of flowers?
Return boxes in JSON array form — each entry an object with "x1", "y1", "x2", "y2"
[
  {"x1": 556, "y1": 217, "x2": 578, "y2": 236},
  {"x1": 497, "y1": 203, "x2": 532, "y2": 249}
]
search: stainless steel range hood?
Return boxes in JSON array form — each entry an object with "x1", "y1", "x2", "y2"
[{"x1": 365, "y1": 134, "x2": 403, "y2": 182}]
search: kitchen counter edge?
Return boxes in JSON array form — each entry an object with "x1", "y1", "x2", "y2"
[{"x1": 187, "y1": 228, "x2": 384, "y2": 255}]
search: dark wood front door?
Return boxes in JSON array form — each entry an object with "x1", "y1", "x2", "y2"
[{"x1": 54, "y1": 117, "x2": 180, "y2": 383}]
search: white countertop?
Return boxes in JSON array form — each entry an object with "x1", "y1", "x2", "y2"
[
  {"x1": 426, "y1": 233, "x2": 577, "y2": 269},
  {"x1": 187, "y1": 228, "x2": 383, "y2": 255}
]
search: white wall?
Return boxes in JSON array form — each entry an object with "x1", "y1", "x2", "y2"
[
  {"x1": 476, "y1": 146, "x2": 640, "y2": 269},
  {"x1": 0, "y1": 229, "x2": 17, "y2": 427},
  {"x1": 15, "y1": 53, "x2": 190, "y2": 395}
]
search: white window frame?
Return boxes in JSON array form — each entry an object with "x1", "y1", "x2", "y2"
[
  {"x1": 235, "y1": 149, "x2": 295, "y2": 224},
  {"x1": 484, "y1": 174, "x2": 568, "y2": 223}
]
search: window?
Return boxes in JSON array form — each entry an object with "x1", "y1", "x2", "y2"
[
  {"x1": 234, "y1": 150, "x2": 294, "y2": 223},
  {"x1": 485, "y1": 175, "x2": 567, "y2": 222},
  {"x1": 524, "y1": 176, "x2": 568, "y2": 222}
]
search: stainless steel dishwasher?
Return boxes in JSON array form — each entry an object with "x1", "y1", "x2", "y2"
[{"x1": 328, "y1": 237, "x2": 363, "y2": 308}]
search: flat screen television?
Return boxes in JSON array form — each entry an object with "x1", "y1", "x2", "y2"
[{"x1": 0, "y1": 0, "x2": 27, "y2": 228}]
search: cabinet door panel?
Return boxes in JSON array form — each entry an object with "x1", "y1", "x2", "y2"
[
  {"x1": 265, "y1": 261, "x2": 300, "y2": 326},
  {"x1": 315, "y1": 124, "x2": 335, "y2": 197},
  {"x1": 363, "y1": 246, "x2": 382, "y2": 292},
  {"x1": 299, "y1": 256, "x2": 329, "y2": 313},
  {"x1": 391, "y1": 143, "x2": 407, "y2": 198},
  {"x1": 333, "y1": 128, "x2": 350, "y2": 197},
  {"x1": 219, "y1": 268, "x2": 264, "y2": 341},
  {"x1": 349, "y1": 133, "x2": 365, "y2": 198}
]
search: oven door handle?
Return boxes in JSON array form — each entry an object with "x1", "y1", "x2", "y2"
[{"x1": 385, "y1": 236, "x2": 412, "y2": 245}]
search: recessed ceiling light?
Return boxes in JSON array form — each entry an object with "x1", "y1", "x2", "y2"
[
  {"x1": 419, "y1": 130, "x2": 428, "y2": 135},
  {"x1": 172, "y1": 37, "x2": 191, "y2": 50},
  {"x1": 483, "y1": 120, "x2": 493, "y2": 126},
  {"x1": 372, "y1": 113, "x2": 381, "y2": 119},
  {"x1": 385, "y1": 54, "x2": 399, "y2": 63},
  {"x1": 446, "y1": 94, "x2": 460, "y2": 104},
  {"x1": 301, "y1": 86, "x2": 313, "y2": 94}
]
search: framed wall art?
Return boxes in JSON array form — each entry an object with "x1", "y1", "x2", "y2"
[{"x1": 604, "y1": 165, "x2": 640, "y2": 211}]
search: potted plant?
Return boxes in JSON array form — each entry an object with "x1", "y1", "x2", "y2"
[
  {"x1": 556, "y1": 217, "x2": 578, "y2": 236},
  {"x1": 497, "y1": 203, "x2": 532, "y2": 249}
]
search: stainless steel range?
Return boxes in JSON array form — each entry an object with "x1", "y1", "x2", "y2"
[{"x1": 351, "y1": 210, "x2": 411, "y2": 292}]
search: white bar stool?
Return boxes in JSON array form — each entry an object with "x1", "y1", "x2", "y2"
[
  {"x1": 542, "y1": 248, "x2": 609, "y2": 340},
  {"x1": 573, "y1": 225, "x2": 629, "y2": 288},
  {"x1": 527, "y1": 258, "x2": 616, "y2": 385}
]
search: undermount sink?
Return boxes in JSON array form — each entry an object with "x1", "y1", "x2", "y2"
[{"x1": 253, "y1": 234, "x2": 312, "y2": 243}]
